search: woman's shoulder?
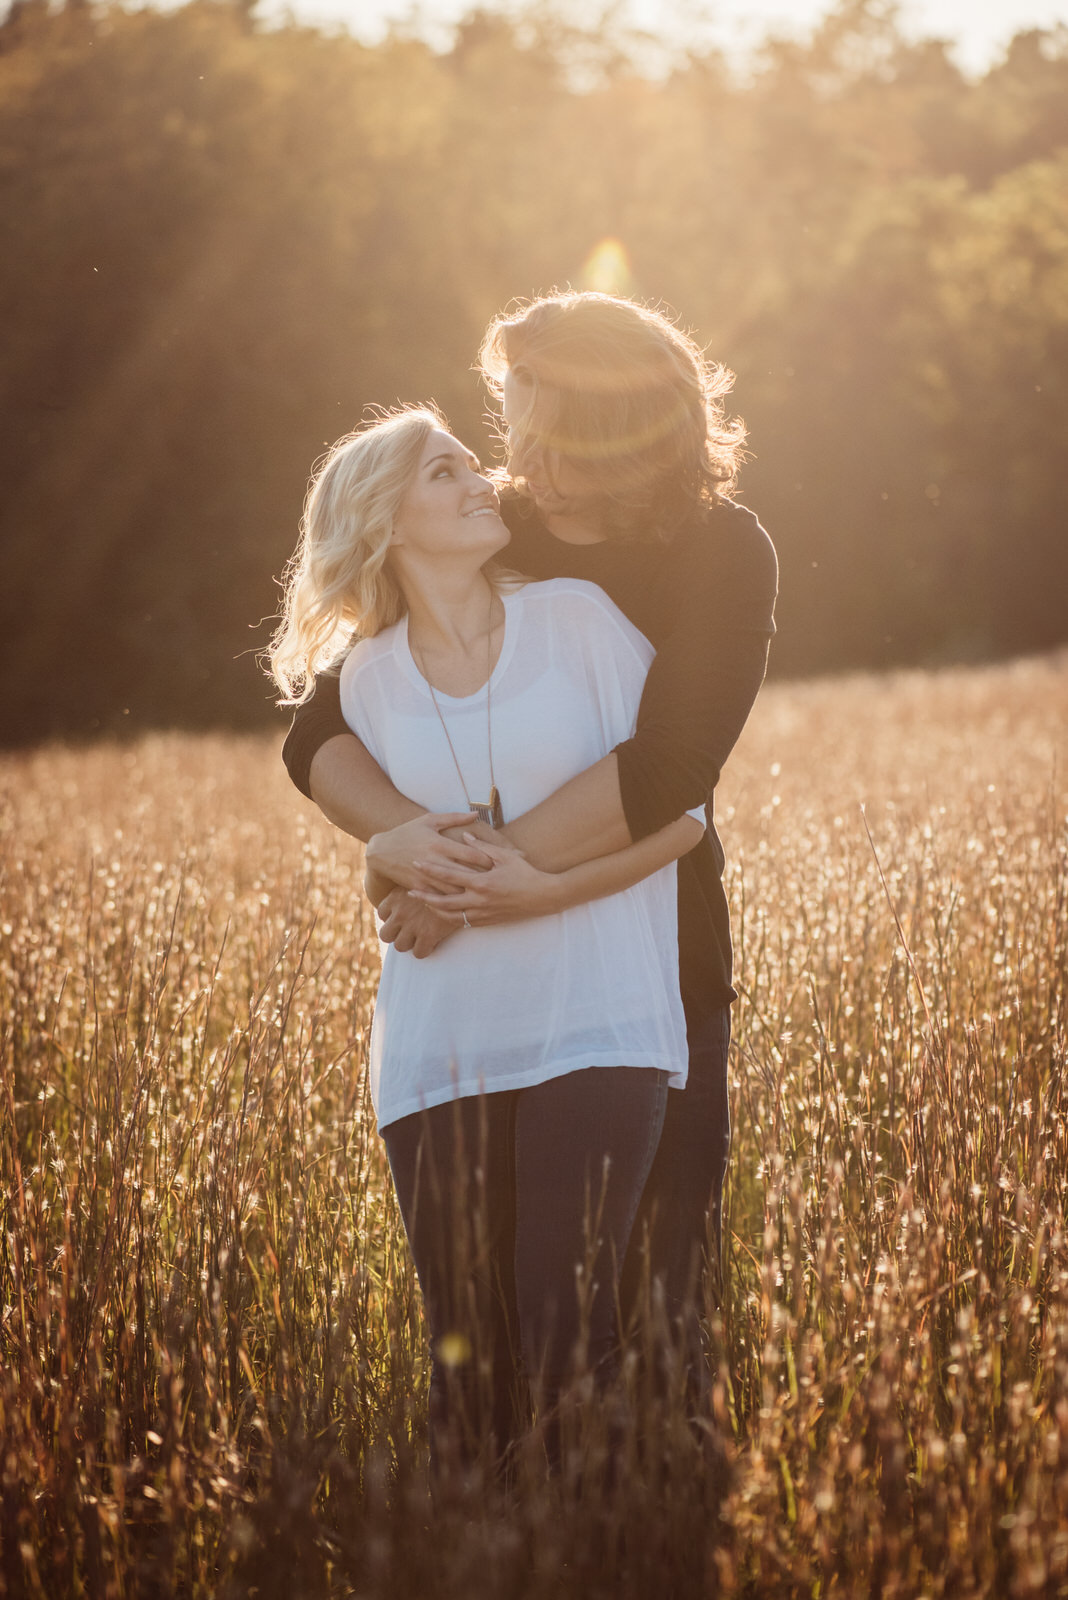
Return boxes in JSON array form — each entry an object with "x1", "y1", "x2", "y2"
[
  {"x1": 679, "y1": 500, "x2": 777, "y2": 576},
  {"x1": 338, "y1": 620, "x2": 404, "y2": 688},
  {"x1": 661, "y1": 501, "x2": 778, "y2": 623},
  {"x1": 519, "y1": 576, "x2": 630, "y2": 624},
  {"x1": 518, "y1": 578, "x2": 653, "y2": 663}
]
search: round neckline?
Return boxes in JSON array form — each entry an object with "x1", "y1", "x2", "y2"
[
  {"x1": 397, "y1": 587, "x2": 523, "y2": 704},
  {"x1": 540, "y1": 522, "x2": 609, "y2": 548}
]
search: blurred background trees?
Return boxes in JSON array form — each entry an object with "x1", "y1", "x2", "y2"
[{"x1": 2, "y1": 0, "x2": 1066, "y2": 740}]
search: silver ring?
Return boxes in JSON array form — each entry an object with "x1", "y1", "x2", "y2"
[{"x1": 462, "y1": 911, "x2": 471, "y2": 929}]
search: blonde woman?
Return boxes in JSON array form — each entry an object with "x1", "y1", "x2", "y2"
[
  {"x1": 271, "y1": 405, "x2": 704, "y2": 1473},
  {"x1": 281, "y1": 294, "x2": 778, "y2": 1347}
]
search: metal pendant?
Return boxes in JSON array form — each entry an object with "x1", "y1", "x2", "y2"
[{"x1": 473, "y1": 786, "x2": 504, "y2": 830}]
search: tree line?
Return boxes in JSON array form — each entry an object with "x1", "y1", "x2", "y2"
[{"x1": 2, "y1": 0, "x2": 1067, "y2": 741}]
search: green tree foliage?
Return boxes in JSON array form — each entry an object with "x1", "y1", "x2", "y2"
[{"x1": 2, "y1": 0, "x2": 1067, "y2": 738}]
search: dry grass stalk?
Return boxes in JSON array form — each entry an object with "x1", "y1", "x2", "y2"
[{"x1": 2, "y1": 655, "x2": 1066, "y2": 1597}]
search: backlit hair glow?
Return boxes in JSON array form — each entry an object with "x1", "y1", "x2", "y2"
[
  {"x1": 269, "y1": 406, "x2": 442, "y2": 705},
  {"x1": 479, "y1": 291, "x2": 747, "y2": 542}
]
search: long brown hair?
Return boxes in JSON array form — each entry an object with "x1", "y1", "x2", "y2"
[{"x1": 479, "y1": 291, "x2": 747, "y2": 543}]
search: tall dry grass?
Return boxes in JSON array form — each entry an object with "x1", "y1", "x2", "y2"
[{"x1": 2, "y1": 653, "x2": 1067, "y2": 1598}]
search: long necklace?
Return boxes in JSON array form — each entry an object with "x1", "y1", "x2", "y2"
[{"x1": 411, "y1": 592, "x2": 504, "y2": 830}]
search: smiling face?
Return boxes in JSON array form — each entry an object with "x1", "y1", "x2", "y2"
[{"x1": 389, "y1": 429, "x2": 508, "y2": 562}]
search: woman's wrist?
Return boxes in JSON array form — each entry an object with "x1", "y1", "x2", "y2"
[
  {"x1": 365, "y1": 825, "x2": 415, "y2": 890},
  {"x1": 364, "y1": 837, "x2": 390, "y2": 903},
  {"x1": 533, "y1": 870, "x2": 567, "y2": 917},
  {"x1": 364, "y1": 862, "x2": 395, "y2": 909}
]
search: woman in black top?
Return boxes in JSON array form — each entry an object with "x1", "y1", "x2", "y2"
[{"x1": 283, "y1": 291, "x2": 778, "y2": 1343}]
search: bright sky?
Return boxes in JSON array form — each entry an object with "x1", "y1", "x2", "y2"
[{"x1": 280, "y1": 0, "x2": 1068, "y2": 74}]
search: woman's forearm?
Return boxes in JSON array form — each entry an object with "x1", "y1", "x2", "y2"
[
  {"x1": 309, "y1": 738, "x2": 504, "y2": 892},
  {"x1": 544, "y1": 813, "x2": 704, "y2": 912},
  {"x1": 309, "y1": 734, "x2": 425, "y2": 841},
  {"x1": 305, "y1": 724, "x2": 630, "y2": 878},
  {"x1": 364, "y1": 863, "x2": 396, "y2": 909},
  {"x1": 413, "y1": 813, "x2": 704, "y2": 926},
  {"x1": 499, "y1": 754, "x2": 633, "y2": 873},
  {"x1": 306, "y1": 735, "x2": 635, "y2": 889}
]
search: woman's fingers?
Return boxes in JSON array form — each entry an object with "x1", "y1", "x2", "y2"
[
  {"x1": 366, "y1": 815, "x2": 485, "y2": 889},
  {"x1": 406, "y1": 827, "x2": 518, "y2": 888},
  {"x1": 424, "y1": 811, "x2": 479, "y2": 832},
  {"x1": 411, "y1": 889, "x2": 483, "y2": 919},
  {"x1": 426, "y1": 843, "x2": 489, "y2": 872},
  {"x1": 379, "y1": 892, "x2": 465, "y2": 953},
  {"x1": 404, "y1": 842, "x2": 491, "y2": 885},
  {"x1": 411, "y1": 860, "x2": 480, "y2": 892},
  {"x1": 461, "y1": 831, "x2": 523, "y2": 861},
  {"x1": 410, "y1": 846, "x2": 547, "y2": 925},
  {"x1": 413, "y1": 886, "x2": 502, "y2": 922},
  {"x1": 410, "y1": 887, "x2": 467, "y2": 907},
  {"x1": 412, "y1": 867, "x2": 508, "y2": 903}
]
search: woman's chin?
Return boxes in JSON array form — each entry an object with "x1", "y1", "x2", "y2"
[
  {"x1": 471, "y1": 532, "x2": 511, "y2": 566},
  {"x1": 530, "y1": 489, "x2": 571, "y2": 517}
]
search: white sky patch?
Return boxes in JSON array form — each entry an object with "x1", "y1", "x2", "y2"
[{"x1": 271, "y1": 0, "x2": 1068, "y2": 75}]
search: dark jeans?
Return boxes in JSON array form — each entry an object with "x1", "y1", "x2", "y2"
[
  {"x1": 382, "y1": 1065, "x2": 668, "y2": 1475},
  {"x1": 620, "y1": 1006, "x2": 733, "y2": 1333}
]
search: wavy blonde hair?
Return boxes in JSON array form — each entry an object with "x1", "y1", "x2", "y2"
[
  {"x1": 479, "y1": 291, "x2": 747, "y2": 543},
  {"x1": 269, "y1": 406, "x2": 442, "y2": 705}
]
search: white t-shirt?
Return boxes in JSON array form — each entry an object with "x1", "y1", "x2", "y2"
[{"x1": 339, "y1": 578, "x2": 697, "y2": 1130}]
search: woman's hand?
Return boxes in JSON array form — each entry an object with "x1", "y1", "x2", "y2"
[
  {"x1": 376, "y1": 886, "x2": 463, "y2": 958},
  {"x1": 365, "y1": 812, "x2": 494, "y2": 893},
  {"x1": 410, "y1": 834, "x2": 561, "y2": 926}
]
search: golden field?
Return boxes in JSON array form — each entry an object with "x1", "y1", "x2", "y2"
[{"x1": 2, "y1": 653, "x2": 1067, "y2": 1598}]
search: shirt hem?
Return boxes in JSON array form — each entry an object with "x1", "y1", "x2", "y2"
[{"x1": 374, "y1": 1050, "x2": 689, "y2": 1130}]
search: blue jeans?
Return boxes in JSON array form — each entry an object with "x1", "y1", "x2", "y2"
[
  {"x1": 381, "y1": 1065, "x2": 668, "y2": 1475},
  {"x1": 620, "y1": 1006, "x2": 732, "y2": 1330}
]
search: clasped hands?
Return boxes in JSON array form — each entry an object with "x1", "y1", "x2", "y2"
[{"x1": 366, "y1": 812, "x2": 559, "y2": 959}]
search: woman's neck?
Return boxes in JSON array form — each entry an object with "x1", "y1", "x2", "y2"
[{"x1": 401, "y1": 566, "x2": 500, "y2": 662}]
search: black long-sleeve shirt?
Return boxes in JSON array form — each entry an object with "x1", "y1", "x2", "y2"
[{"x1": 282, "y1": 492, "x2": 778, "y2": 1029}]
